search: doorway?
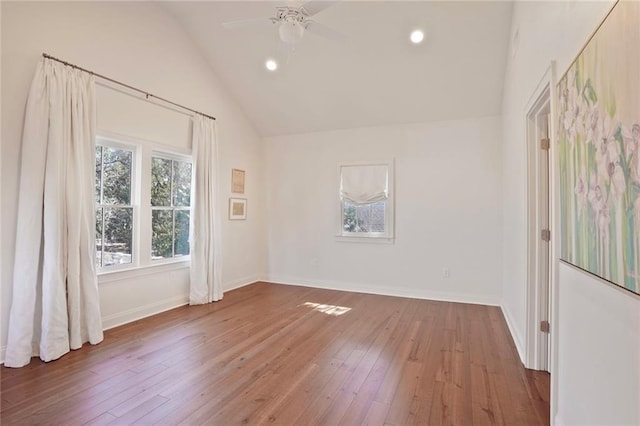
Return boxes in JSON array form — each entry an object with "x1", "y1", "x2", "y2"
[{"x1": 525, "y1": 83, "x2": 551, "y2": 372}]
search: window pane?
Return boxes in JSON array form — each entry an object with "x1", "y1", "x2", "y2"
[
  {"x1": 95, "y1": 145, "x2": 102, "y2": 203},
  {"x1": 371, "y1": 201, "x2": 385, "y2": 233},
  {"x1": 356, "y1": 204, "x2": 371, "y2": 232},
  {"x1": 95, "y1": 207, "x2": 103, "y2": 268},
  {"x1": 175, "y1": 210, "x2": 190, "y2": 256},
  {"x1": 151, "y1": 158, "x2": 171, "y2": 207},
  {"x1": 172, "y1": 161, "x2": 192, "y2": 207},
  {"x1": 343, "y1": 202, "x2": 358, "y2": 232},
  {"x1": 152, "y1": 209, "x2": 173, "y2": 259},
  {"x1": 343, "y1": 201, "x2": 385, "y2": 234},
  {"x1": 102, "y1": 207, "x2": 133, "y2": 267},
  {"x1": 102, "y1": 147, "x2": 132, "y2": 205}
]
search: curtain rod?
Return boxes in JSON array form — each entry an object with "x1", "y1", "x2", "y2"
[{"x1": 42, "y1": 53, "x2": 216, "y2": 121}]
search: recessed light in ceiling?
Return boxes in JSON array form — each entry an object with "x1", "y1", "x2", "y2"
[
  {"x1": 410, "y1": 29, "x2": 425, "y2": 44},
  {"x1": 265, "y1": 59, "x2": 278, "y2": 71}
]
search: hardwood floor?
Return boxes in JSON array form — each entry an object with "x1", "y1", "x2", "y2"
[{"x1": 1, "y1": 282, "x2": 549, "y2": 425}]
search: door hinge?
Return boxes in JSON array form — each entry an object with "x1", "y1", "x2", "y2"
[
  {"x1": 540, "y1": 138, "x2": 550, "y2": 150},
  {"x1": 541, "y1": 229, "x2": 551, "y2": 241},
  {"x1": 540, "y1": 320, "x2": 550, "y2": 333}
]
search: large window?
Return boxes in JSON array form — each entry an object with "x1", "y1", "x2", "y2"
[
  {"x1": 95, "y1": 136, "x2": 193, "y2": 272},
  {"x1": 151, "y1": 156, "x2": 192, "y2": 260},
  {"x1": 338, "y1": 161, "x2": 394, "y2": 241},
  {"x1": 95, "y1": 143, "x2": 135, "y2": 268}
]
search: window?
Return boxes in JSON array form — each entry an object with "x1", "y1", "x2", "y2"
[
  {"x1": 151, "y1": 156, "x2": 192, "y2": 260},
  {"x1": 95, "y1": 143, "x2": 135, "y2": 268},
  {"x1": 338, "y1": 161, "x2": 394, "y2": 241},
  {"x1": 95, "y1": 135, "x2": 193, "y2": 273}
]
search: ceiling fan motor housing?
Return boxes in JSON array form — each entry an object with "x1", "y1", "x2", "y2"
[{"x1": 276, "y1": 7, "x2": 306, "y2": 44}]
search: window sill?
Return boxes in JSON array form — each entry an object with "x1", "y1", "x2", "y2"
[
  {"x1": 98, "y1": 260, "x2": 190, "y2": 285},
  {"x1": 335, "y1": 234, "x2": 395, "y2": 244}
]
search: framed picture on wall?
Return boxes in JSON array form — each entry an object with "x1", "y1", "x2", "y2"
[
  {"x1": 229, "y1": 198, "x2": 247, "y2": 220},
  {"x1": 231, "y1": 168, "x2": 245, "y2": 194},
  {"x1": 556, "y1": 0, "x2": 640, "y2": 295}
]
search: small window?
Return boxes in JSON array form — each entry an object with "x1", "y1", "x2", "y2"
[
  {"x1": 95, "y1": 143, "x2": 135, "y2": 269},
  {"x1": 338, "y1": 161, "x2": 394, "y2": 240},
  {"x1": 151, "y1": 155, "x2": 192, "y2": 260}
]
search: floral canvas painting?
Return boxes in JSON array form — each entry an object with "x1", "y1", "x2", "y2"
[{"x1": 557, "y1": 1, "x2": 640, "y2": 295}]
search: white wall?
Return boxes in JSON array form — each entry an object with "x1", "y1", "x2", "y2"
[
  {"x1": 265, "y1": 116, "x2": 503, "y2": 305},
  {"x1": 557, "y1": 263, "x2": 640, "y2": 426},
  {"x1": 1, "y1": 1, "x2": 268, "y2": 360},
  {"x1": 501, "y1": 1, "x2": 640, "y2": 424}
]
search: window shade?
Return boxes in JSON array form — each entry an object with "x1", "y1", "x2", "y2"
[{"x1": 340, "y1": 164, "x2": 388, "y2": 205}]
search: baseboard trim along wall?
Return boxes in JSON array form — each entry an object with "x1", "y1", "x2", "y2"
[
  {"x1": 500, "y1": 304, "x2": 525, "y2": 363},
  {"x1": 223, "y1": 274, "x2": 265, "y2": 293},
  {"x1": 102, "y1": 276, "x2": 263, "y2": 331},
  {"x1": 102, "y1": 295, "x2": 190, "y2": 331},
  {"x1": 266, "y1": 275, "x2": 501, "y2": 307}
]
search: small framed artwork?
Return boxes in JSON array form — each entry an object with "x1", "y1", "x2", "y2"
[
  {"x1": 231, "y1": 168, "x2": 245, "y2": 194},
  {"x1": 229, "y1": 198, "x2": 247, "y2": 220}
]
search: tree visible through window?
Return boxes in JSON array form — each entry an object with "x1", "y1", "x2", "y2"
[
  {"x1": 151, "y1": 156, "x2": 192, "y2": 260},
  {"x1": 95, "y1": 144, "x2": 134, "y2": 268},
  {"x1": 343, "y1": 201, "x2": 386, "y2": 233}
]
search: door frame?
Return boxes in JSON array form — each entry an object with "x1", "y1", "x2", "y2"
[{"x1": 524, "y1": 62, "x2": 558, "y2": 373}]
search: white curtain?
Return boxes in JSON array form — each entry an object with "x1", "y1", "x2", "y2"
[
  {"x1": 340, "y1": 164, "x2": 389, "y2": 205},
  {"x1": 189, "y1": 115, "x2": 223, "y2": 304},
  {"x1": 5, "y1": 58, "x2": 103, "y2": 368}
]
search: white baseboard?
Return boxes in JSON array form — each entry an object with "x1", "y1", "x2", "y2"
[
  {"x1": 102, "y1": 295, "x2": 189, "y2": 331},
  {"x1": 223, "y1": 274, "x2": 264, "y2": 293},
  {"x1": 102, "y1": 275, "x2": 263, "y2": 330},
  {"x1": 0, "y1": 345, "x2": 6, "y2": 365},
  {"x1": 265, "y1": 275, "x2": 500, "y2": 306},
  {"x1": 500, "y1": 304, "x2": 525, "y2": 364}
]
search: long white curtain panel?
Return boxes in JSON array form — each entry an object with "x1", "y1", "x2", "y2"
[
  {"x1": 5, "y1": 58, "x2": 104, "y2": 368},
  {"x1": 189, "y1": 115, "x2": 223, "y2": 304}
]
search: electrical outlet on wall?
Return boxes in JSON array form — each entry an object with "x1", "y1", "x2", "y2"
[{"x1": 443, "y1": 268, "x2": 450, "y2": 278}]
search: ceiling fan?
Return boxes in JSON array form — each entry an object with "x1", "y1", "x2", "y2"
[{"x1": 222, "y1": 1, "x2": 344, "y2": 47}]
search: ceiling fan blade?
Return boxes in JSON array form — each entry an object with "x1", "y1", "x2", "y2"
[
  {"x1": 305, "y1": 20, "x2": 346, "y2": 42},
  {"x1": 300, "y1": 0, "x2": 339, "y2": 17},
  {"x1": 222, "y1": 17, "x2": 275, "y2": 30}
]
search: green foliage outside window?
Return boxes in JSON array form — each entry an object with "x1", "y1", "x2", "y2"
[
  {"x1": 151, "y1": 157, "x2": 192, "y2": 260},
  {"x1": 95, "y1": 145, "x2": 133, "y2": 268}
]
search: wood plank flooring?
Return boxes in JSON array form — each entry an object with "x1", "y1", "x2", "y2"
[{"x1": 1, "y1": 282, "x2": 549, "y2": 425}]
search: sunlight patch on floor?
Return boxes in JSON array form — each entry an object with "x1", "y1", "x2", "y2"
[{"x1": 301, "y1": 302, "x2": 351, "y2": 316}]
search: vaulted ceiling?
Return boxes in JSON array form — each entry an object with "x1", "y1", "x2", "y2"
[{"x1": 165, "y1": 1, "x2": 513, "y2": 137}]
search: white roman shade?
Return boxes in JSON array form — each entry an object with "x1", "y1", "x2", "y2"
[{"x1": 340, "y1": 164, "x2": 389, "y2": 205}]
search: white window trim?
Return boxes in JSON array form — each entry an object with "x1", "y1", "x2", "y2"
[
  {"x1": 335, "y1": 159, "x2": 395, "y2": 243},
  {"x1": 95, "y1": 131, "x2": 193, "y2": 278}
]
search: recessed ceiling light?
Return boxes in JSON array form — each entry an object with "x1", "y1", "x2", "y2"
[
  {"x1": 265, "y1": 59, "x2": 278, "y2": 71},
  {"x1": 410, "y1": 29, "x2": 425, "y2": 44}
]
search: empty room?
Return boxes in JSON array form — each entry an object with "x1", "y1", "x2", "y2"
[{"x1": 1, "y1": 1, "x2": 639, "y2": 425}]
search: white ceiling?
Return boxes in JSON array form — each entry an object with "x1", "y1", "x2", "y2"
[{"x1": 165, "y1": 1, "x2": 513, "y2": 137}]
